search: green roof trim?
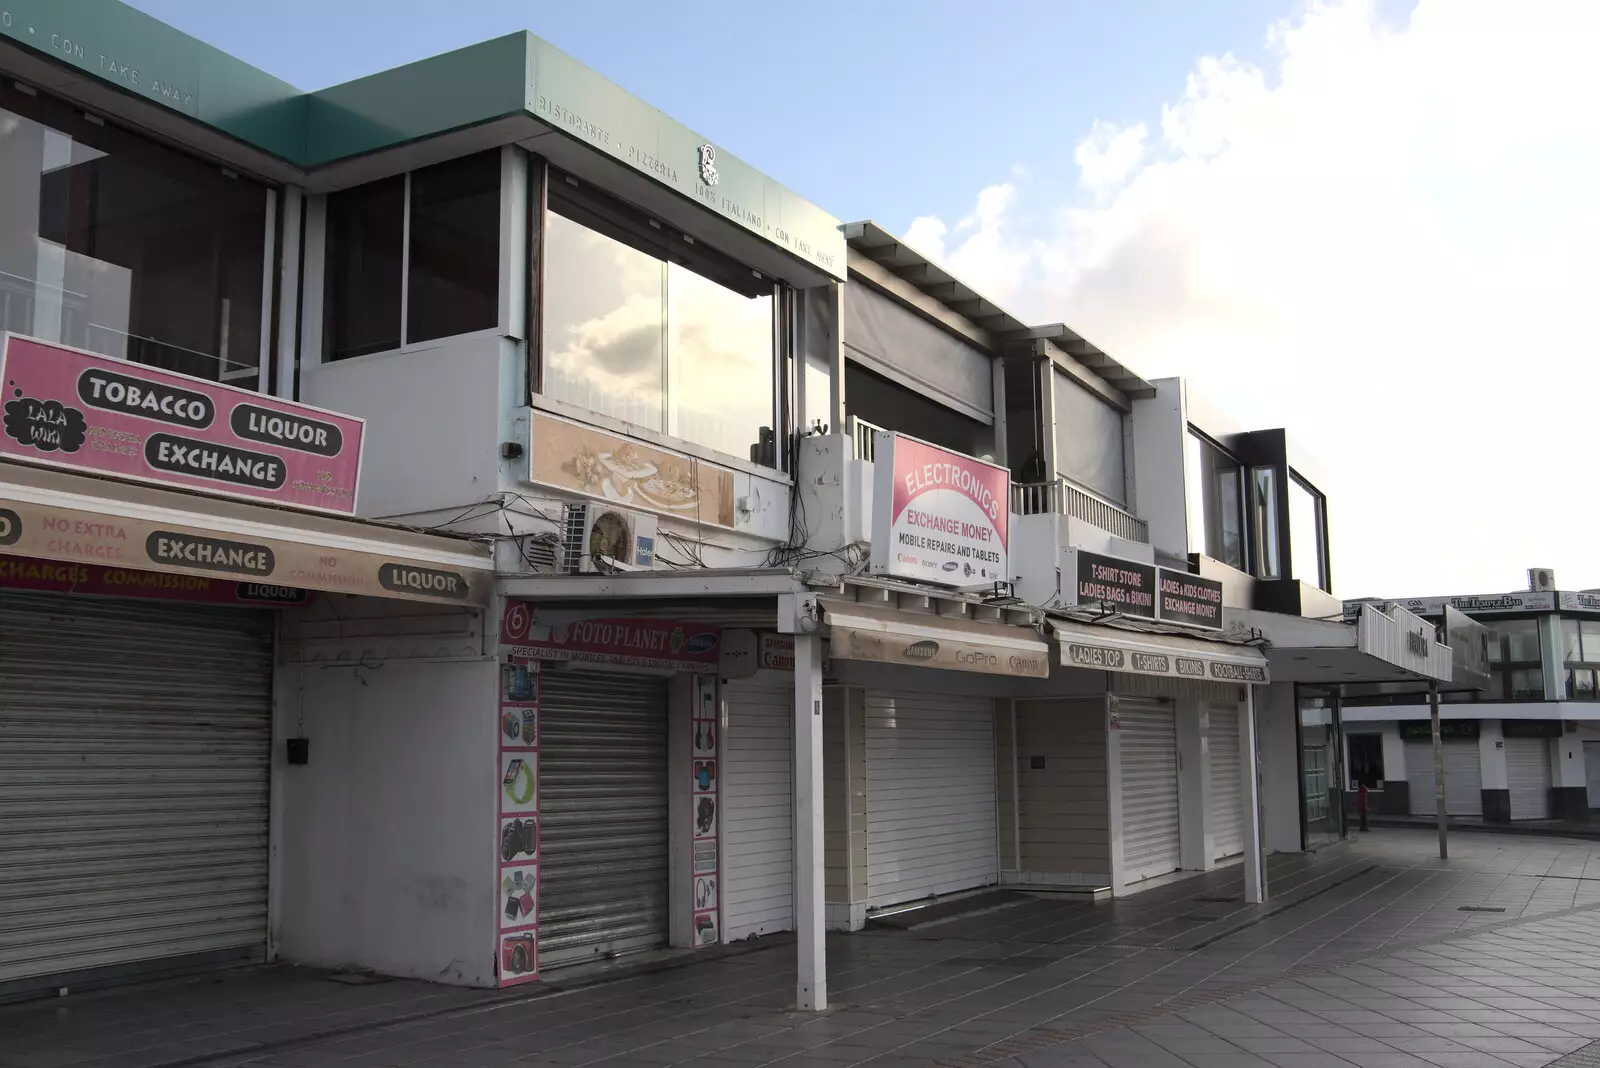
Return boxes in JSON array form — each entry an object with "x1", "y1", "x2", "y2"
[{"x1": 0, "y1": 2, "x2": 845, "y2": 277}]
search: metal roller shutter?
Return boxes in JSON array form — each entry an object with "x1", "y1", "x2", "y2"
[
  {"x1": 1118, "y1": 697, "x2": 1180, "y2": 884},
  {"x1": 1406, "y1": 738, "x2": 1483, "y2": 816},
  {"x1": 1208, "y1": 703, "x2": 1243, "y2": 860},
  {"x1": 536, "y1": 670, "x2": 669, "y2": 968},
  {"x1": 721, "y1": 676, "x2": 792, "y2": 940},
  {"x1": 1506, "y1": 737, "x2": 1552, "y2": 820},
  {"x1": 865, "y1": 692, "x2": 997, "y2": 908},
  {"x1": 0, "y1": 591, "x2": 272, "y2": 991}
]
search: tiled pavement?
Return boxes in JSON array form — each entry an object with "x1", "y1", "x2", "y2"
[{"x1": 9, "y1": 829, "x2": 1600, "y2": 1068}]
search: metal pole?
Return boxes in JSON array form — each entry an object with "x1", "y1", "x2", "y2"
[
  {"x1": 793, "y1": 632, "x2": 826, "y2": 1010},
  {"x1": 1241, "y1": 684, "x2": 1266, "y2": 903},
  {"x1": 1430, "y1": 679, "x2": 1447, "y2": 860}
]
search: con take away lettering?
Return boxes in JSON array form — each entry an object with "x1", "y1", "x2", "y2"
[{"x1": 902, "y1": 461, "x2": 1000, "y2": 521}]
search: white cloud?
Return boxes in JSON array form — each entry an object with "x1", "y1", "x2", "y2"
[
  {"x1": 1076, "y1": 120, "x2": 1149, "y2": 193},
  {"x1": 900, "y1": 0, "x2": 1600, "y2": 596}
]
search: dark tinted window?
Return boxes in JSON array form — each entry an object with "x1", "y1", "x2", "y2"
[
  {"x1": 408, "y1": 151, "x2": 500, "y2": 344},
  {"x1": 324, "y1": 175, "x2": 404, "y2": 361}
]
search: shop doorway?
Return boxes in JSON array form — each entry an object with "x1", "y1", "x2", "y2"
[{"x1": 1298, "y1": 687, "x2": 1345, "y2": 849}]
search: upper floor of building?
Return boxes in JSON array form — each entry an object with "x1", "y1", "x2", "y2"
[
  {"x1": 0, "y1": 1, "x2": 1336, "y2": 615},
  {"x1": 1345, "y1": 571, "x2": 1600, "y2": 705}
]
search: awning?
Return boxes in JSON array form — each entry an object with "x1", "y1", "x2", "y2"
[
  {"x1": 1052, "y1": 618, "x2": 1270, "y2": 684},
  {"x1": 0, "y1": 462, "x2": 492, "y2": 604},
  {"x1": 822, "y1": 600, "x2": 1051, "y2": 678},
  {"x1": 1228, "y1": 607, "x2": 1453, "y2": 687}
]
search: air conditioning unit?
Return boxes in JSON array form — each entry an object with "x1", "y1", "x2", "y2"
[
  {"x1": 560, "y1": 503, "x2": 657, "y2": 574},
  {"x1": 1529, "y1": 567, "x2": 1556, "y2": 592}
]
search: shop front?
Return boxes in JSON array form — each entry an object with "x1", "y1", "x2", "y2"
[
  {"x1": 0, "y1": 335, "x2": 494, "y2": 999},
  {"x1": 1047, "y1": 618, "x2": 1270, "y2": 895},
  {"x1": 816, "y1": 585, "x2": 1051, "y2": 927}
]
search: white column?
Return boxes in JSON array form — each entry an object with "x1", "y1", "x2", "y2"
[
  {"x1": 794, "y1": 633, "x2": 826, "y2": 1010},
  {"x1": 1176, "y1": 696, "x2": 1212, "y2": 870},
  {"x1": 275, "y1": 186, "x2": 303, "y2": 399},
  {"x1": 1480, "y1": 719, "x2": 1508, "y2": 791},
  {"x1": 1241, "y1": 685, "x2": 1265, "y2": 904}
]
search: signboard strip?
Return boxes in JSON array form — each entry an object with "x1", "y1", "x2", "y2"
[{"x1": 1, "y1": 333, "x2": 365, "y2": 515}]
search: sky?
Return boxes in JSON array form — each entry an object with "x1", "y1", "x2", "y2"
[{"x1": 131, "y1": 0, "x2": 1600, "y2": 598}]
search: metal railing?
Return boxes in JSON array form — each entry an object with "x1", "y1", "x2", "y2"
[
  {"x1": 848, "y1": 416, "x2": 888, "y2": 462},
  {"x1": 1012, "y1": 476, "x2": 1149, "y2": 543}
]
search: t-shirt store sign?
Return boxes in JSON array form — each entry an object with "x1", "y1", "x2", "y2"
[
  {"x1": 1063, "y1": 550, "x2": 1226, "y2": 632},
  {"x1": 870, "y1": 433, "x2": 1009, "y2": 586},
  {"x1": 0, "y1": 333, "x2": 365, "y2": 514}
]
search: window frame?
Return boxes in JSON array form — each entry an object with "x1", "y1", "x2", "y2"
[
  {"x1": 532, "y1": 167, "x2": 791, "y2": 476},
  {"x1": 1482, "y1": 614, "x2": 1546, "y2": 701},
  {"x1": 1561, "y1": 615, "x2": 1600, "y2": 700},
  {"x1": 1186, "y1": 428, "x2": 1248, "y2": 572},
  {"x1": 1286, "y1": 468, "x2": 1331, "y2": 592},
  {"x1": 312, "y1": 148, "x2": 509, "y2": 368},
  {"x1": 0, "y1": 79, "x2": 279, "y2": 391}
]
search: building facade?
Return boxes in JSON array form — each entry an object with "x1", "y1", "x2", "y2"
[
  {"x1": 1344, "y1": 577, "x2": 1600, "y2": 823},
  {"x1": 0, "y1": 1, "x2": 1449, "y2": 1009}
]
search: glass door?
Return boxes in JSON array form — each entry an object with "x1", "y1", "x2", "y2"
[{"x1": 1298, "y1": 686, "x2": 1346, "y2": 848}]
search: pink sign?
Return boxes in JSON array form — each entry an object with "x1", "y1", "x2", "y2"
[
  {"x1": 871, "y1": 433, "x2": 1010, "y2": 586},
  {"x1": 0, "y1": 334, "x2": 364, "y2": 514},
  {"x1": 501, "y1": 601, "x2": 721, "y2": 670}
]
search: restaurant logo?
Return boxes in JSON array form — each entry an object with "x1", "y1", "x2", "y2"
[
  {"x1": 697, "y1": 143, "x2": 719, "y2": 186},
  {"x1": 377, "y1": 563, "x2": 470, "y2": 599},
  {"x1": 77, "y1": 367, "x2": 214, "y2": 429},
  {"x1": 146, "y1": 531, "x2": 275, "y2": 576},
  {"x1": 4, "y1": 391, "x2": 86, "y2": 453}
]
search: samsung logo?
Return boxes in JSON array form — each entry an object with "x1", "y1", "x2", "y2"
[
  {"x1": 904, "y1": 640, "x2": 940, "y2": 661},
  {"x1": 684, "y1": 633, "x2": 719, "y2": 655}
]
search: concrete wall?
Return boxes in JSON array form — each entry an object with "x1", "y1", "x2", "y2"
[
  {"x1": 1130, "y1": 378, "x2": 1189, "y2": 560},
  {"x1": 301, "y1": 335, "x2": 511, "y2": 521},
  {"x1": 822, "y1": 687, "x2": 867, "y2": 930},
  {"x1": 1257, "y1": 682, "x2": 1303, "y2": 853},
  {"x1": 274, "y1": 656, "x2": 498, "y2": 985}
]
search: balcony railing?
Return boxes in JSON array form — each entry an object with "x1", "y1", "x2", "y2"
[
  {"x1": 848, "y1": 416, "x2": 887, "y2": 462},
  {"x1": 1012, "y1": 476, "x2": 1149, "y2": 544}
]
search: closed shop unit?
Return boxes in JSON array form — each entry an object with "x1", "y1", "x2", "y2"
[
  {"x1": 1506, "y1": 737, "x2": 1553, "y2": 820},
  {"x1": 1118, "y1": 697, "x2": 1181, "y2": 884},
  {"x1": 0, "y1": 591, "x2": 273, "y2": 993},
  {"x1": 1208, "y1": 703, "x2": 1243, "y2": 860},
  {"x1": 721, "y1": 676, "x2": 793, "y2": 940},
  {"x1": 1406, "y1": 738, "x2": 1482, "y2": 816},
  {"x1": 536, "y1": 670, "x2": 669, "y2": 968},
  {"x1": 865, "y1": 692, "x2": 997, "y2": 908}
]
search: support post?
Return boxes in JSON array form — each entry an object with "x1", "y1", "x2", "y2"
[
  {"x1": 1431, "y1": 680, "x2": 1447, "y2": 859},
  {"x1": 1242, "y1": 685, "x2": 1266, "y2": 904},
  {"x1": 794, "y1": 633, "x2": 826, "y2": 1010}
]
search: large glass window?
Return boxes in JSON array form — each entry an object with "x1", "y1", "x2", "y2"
[
  {"x1": 1054, "y1": 371, "x2": 1126, "y2": 504},
  {"x1": 1562, "y1": 616, "x2": 1600, "y2": 699},
  {"x1": 323, "y1": 151, "x2": 500, "y2": 362},
  {"x1": 0, "y1": 83, "x2": 268, "y2": 387},
  {"x1": 1186, "y1": 431, "x2": 1245, "y2": 570},
  {"x1": 1288, "y1": 472, "x2": 1328, "y2": 590},
  {"x1": 1250, "y1": 466, "x2": 1281, "y2": 579},
  {"x1": 541, "y1": 179, "x2": 777, "y2": 465},
  {"x1": 1487, "y1": 618, "x2": 1545, "y2": 700}
]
